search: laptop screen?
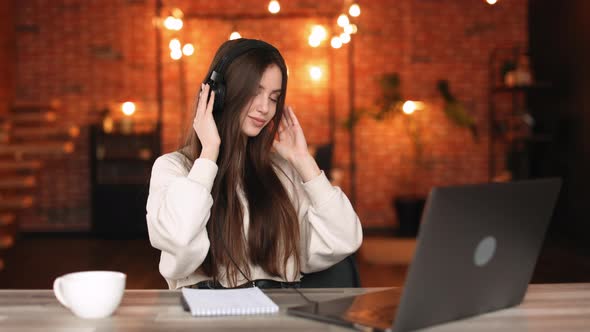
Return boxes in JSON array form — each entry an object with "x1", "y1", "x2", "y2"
[
  {"x1": 288, "y1": 288, "x2": 402, "y2": 331},
  {"x1": 288, "y1": 178, "x2": 561, "y2": 332}
]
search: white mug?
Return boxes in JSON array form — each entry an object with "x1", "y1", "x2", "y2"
[{"x1": 53, "y1": 271, "x2": 126, "y2": 319}]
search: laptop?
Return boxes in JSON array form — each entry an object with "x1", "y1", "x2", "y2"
[{"x1": 288, "y1": 178, "x2": 562, "y2": 332}]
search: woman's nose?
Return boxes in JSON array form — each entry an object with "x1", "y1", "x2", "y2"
[{"x1": 256, "y1": 95, "x2": 270, "y2": 114}]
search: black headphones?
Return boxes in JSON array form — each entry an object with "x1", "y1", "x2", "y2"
[{"x1": 204, "y1": 39, "x2": 278, "y2": 114}]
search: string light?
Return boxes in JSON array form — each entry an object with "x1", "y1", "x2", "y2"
[
  {"x1": 337, "y1": 14, "x2": 349, "y2": 28},
  {"x1": 331, "y1": 36, "x2": 342, "y2": 49},
  {"x1": 170, "y1": 49, "x2": 182, "y2": 60},
  {"x1": 349, "y1": 3, "x2": 361, "y2": 17},
  {"x1": 308, "y1": 25, "x2": 327, "y2": 47},
  {"x1": 350, "y1": 23, "x2": 358, "y2": 34},
  {"x1": 163, "y1": 16, "x2": 176, "y2": 30},
  {"x1": 182, "y1": 43, "x2": 194, "y2": 56},
  {"x1": 344, "y1": 24, "x2": 354, "y2": 35},
  {"x1": 121, "y1": 102, "x2": 136, "y2": 116},
  {"x1": 311, "y1": 25, "x2": 327, "y2": 41},
  {"x1": 340, "y1": 32, "x2": 351, "y2": 44},
  {"x1": 309, "y1": 66, "x2": 322, "y2": 81},
  {"x1": 169, "y1": 38, "x2": 181, "y2": 50},
  {"x1": 486, "y1": 0, "x2": 498, "y2": 4},
  {"x1": 308, "y1": 35, "x2": 321, "y2": 47},
  {"x1": 164, "y1": 16, "x2": 183, "y2": 31},
  {"x1": 229, "y1": 31, "x2": 242, "y2": 40},
  {"x1": 268, "y1": 0, "x2": 280, "y2": 14},
  {"x1": 171, "y1": 7, "x2": 184, "y2": 18}
]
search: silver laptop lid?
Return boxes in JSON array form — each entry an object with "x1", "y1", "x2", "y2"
[{"x1": 393, "y1": 178, "x2": 561, "y2": 331}]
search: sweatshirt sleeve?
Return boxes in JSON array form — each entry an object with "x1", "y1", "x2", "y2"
[
  {"x1": 296, "y1": 170, "x2": 363, "y2": 274},
  {"x1": 146, "y1": 153, "x2": 218, "y2": 282}
]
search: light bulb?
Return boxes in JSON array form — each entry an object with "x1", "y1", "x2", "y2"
[
  {"x1": 337, "y1": 14, "x2": 349, "y2": 28},
  {"x1": 309, "y1": 66, "x2": 322, "y2": 81},
  {"x1": 349, "y1": 4, "x2": 361, "y2": 17},
  {"x1": 174, "y1": 18, "x2": 183, "y2": 30},
  {"x1": 308, "y1": 35, "x2": 321, "y2": 47},
  {"x1": 163, "y1": 16, "x2": 176, "y2": 30},
  {"x1": 486, "y1": 0, "x2": 498, "y2": 4},
  {"x1": 331, "y1": 36, "x2": 342, "y2": 49},
  {"x1": 122, "y1": 102, "x2": 136, "y2": 116},
  {"x1": 170, "y1": 49, "x2": 182, "y2": 60},
  {"x1": 169, "y1": 38, "x2": 181, "y2": 50},
  {"x1": 268, "y1": 0, "x2": 280, "y2": 14},
  {"x1": 350, "y1": 23, "x2": 358, "y2": 34},
  {"x1": 311, "y1": 25, "x2": 327, "y2": 41},
  {"x1": 344, "y1": 24, "x2": 354, "y2": 35},
  {"x1": 402, "y1": 101, "x2": 417, "y2": 115},
  {"x1": 340, "y1": 32, "x2": 351, "y2": 44},
  {"x1": 171, "y1": 7, "x2": 184, "y2": 18},
  {"x1": 182, "y1": 43, "x2": 194, "y2": 56},
  {"x1": 229, "y1": 31, "x2": 242, "y2": 40}
]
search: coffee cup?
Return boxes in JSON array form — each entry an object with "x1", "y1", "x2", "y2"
[{"x1": 53, "y1": 270, "x2": 126, "y2": 319}]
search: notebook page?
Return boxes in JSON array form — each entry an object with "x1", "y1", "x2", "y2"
[{"x1": 181, "y1": 287, "x2": 279, "y2": 316}]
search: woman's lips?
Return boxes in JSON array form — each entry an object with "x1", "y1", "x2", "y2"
[{"x1": 249, "y1": 116, "x2": 266, "y2": 127}]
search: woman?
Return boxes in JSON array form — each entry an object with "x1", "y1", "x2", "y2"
[{"x1": 146, "y1": 38, "x2": 362, "y2": 289}]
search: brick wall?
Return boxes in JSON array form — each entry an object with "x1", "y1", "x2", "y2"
[
  {"x1": 14, "y1": 0, "x2": 527, "y2": 231},
  {"x1": 0, "y1": 0, "x2": 16, "y2": 115}
]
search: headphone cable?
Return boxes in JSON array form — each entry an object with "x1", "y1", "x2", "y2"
[{"x1": 216, "y1": 220, "x2": 315, "y2": 305}]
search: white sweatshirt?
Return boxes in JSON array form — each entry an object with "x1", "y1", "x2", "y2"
[{"x1": 146, "y1": 151, "x2": 363, "y2": 289}]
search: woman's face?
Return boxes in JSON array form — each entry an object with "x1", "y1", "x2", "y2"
[{"x1": 240, "y1": 64, "x2": 283, "y2": 137}]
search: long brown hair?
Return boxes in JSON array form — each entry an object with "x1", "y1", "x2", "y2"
[{"x1": 179, "y1": 39, "x2": 300, "y2": 286}]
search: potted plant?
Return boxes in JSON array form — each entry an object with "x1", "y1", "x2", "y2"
[{"x1": 349, "y1": 74, "x2": 477, "y2": 237}]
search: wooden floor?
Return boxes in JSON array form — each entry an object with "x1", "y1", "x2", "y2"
[{"x1": 0, "y1": 233, "x2": 588, "y2": 289}]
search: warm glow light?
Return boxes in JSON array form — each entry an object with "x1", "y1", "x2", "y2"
[
  {"x1": 163, "y1": 16, "x2": 176, "y2": 30},
  {"x1": 311, "y1": 25, "x2": 327, "y2": 41},
  {"x1": 164, "y1": 17, "x2": 183, "y2": 31},
  {"x1": 349, "y1": 4, "x2": 361, "y2": 17},
  {"x1": 229, "y1": 31, "x2": 242, "y2": 40},
  {"x1": 340, "y1": 32, "x2": 351, "y2": 44},
  {"x1": 331, "y1": 36, "x2": 342, "y2": 48},
  {"x1": 344, "y1": 24, "x2": 354, "y2": 35},
  {"x1": 350, "y1": 24, "x2": 358, "y2": 34},
  {"x1": 308, "y1": 35, "x2": 321, "y2": 47},
  {"x1": 174, "y1": 18, "x2": 183, "y2": 30},
  {"x1": 268, "y1": 0, "x2": 280, "y2": 14},
  {"x1": 337, "y1": 14, "x2": 350, "y2": 28},
  {"x1": 182, "y1": 43, "x2": 194, "y2": 56},
  {"x1": 402, "y1": 100, "x2": 417, "y2": 115},
  {"x1": 171, "y1": 7, "x2": 184, "y2": 18},
  {"x1": 402, "y1": 101, "x2": 424, "y2": 115},
  {"x1": 169, "y1": 38, "x2": 181, "y2": 50},
  {"x1": 486, "y1": 0, "x2": 498, "y2": 4},
  {"x1": 309, "y1": 66, "x2": 322, "y2": 81},
  {"x1": 170, "y1": 49, "x2": 182, "y2": 60},
  {"x1": 121, "y1": 102, "x2": 136, "y2": 116}
]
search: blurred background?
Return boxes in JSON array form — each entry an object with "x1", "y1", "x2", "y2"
[{"x1": 0, "y1": 0, "x2": 588, "y2": 289}]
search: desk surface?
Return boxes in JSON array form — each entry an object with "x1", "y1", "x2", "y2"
[{"x1": 0, "y1": 283, "x2": 589, "y2": 331}]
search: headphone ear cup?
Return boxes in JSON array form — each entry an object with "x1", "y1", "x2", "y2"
[{"x1": 212, "y1": 82, "x2": 225, "y2": 114}]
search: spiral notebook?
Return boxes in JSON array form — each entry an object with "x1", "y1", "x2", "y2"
[{"x1": 181, "y1": 287, "x2": 279, "y2": 316}]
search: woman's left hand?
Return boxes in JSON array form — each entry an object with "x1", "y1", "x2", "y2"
[
  {"x1": 273, "y1": 106, "x2": 309, "y2": 162},
  {"x1": 273, "y1": 106, "x2": 321, "y2": 182}
]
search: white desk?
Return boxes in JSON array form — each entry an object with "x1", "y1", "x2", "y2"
[{"x1": 0, "y1": 283, "x2": 589, "y2": 331}]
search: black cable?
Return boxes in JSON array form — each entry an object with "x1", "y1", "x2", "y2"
[{"x1": 216, "y1": 217, "x2": 316, "y2": 305}]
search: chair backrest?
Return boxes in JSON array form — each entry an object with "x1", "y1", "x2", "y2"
[
  {"x1": 313, "y1": 143, "x2": 333, "y2": 181},
  {"x1": 300, "y1": 254, "x2": 360, "y2": 288}
]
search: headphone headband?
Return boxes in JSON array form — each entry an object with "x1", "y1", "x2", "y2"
[{"x1": 210, "y1": 39, "x2": 277, "y2": 84}]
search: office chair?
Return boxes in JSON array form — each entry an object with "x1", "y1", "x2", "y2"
[{"x1": 300, "y1": 254, "x2": 360, "y2": 288}]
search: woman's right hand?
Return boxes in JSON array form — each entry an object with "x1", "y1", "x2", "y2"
[{"x1": 194, "y1": 83, "x2": 221, "y2": 162}]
